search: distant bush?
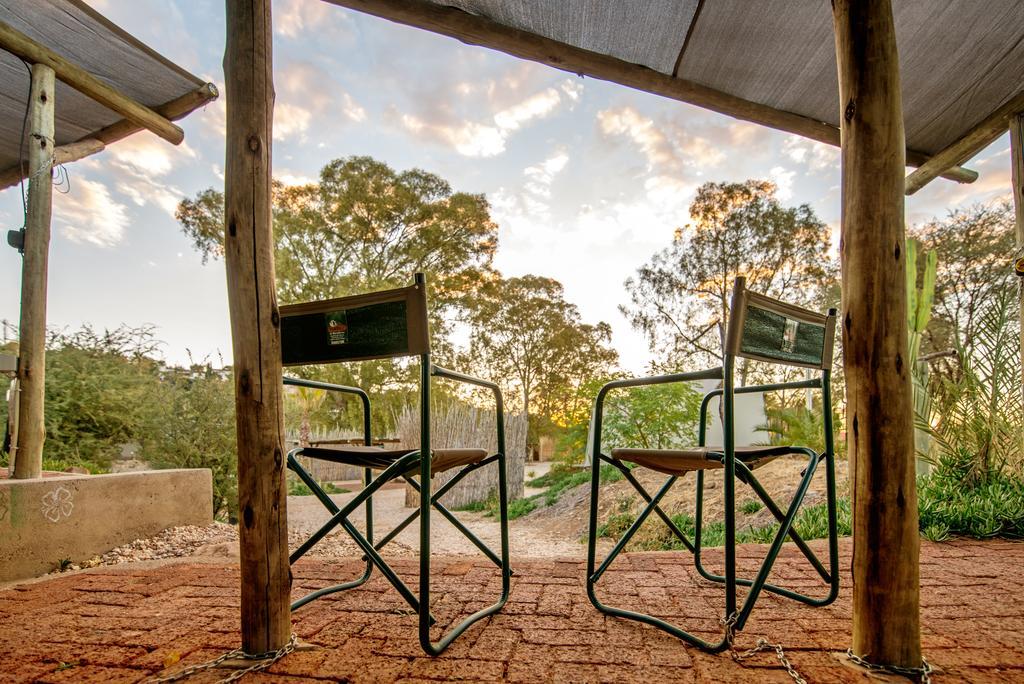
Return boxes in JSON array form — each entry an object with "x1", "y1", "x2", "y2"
[
  {"x1": 140, "y1": 364, "x2": 238, "y2": 521},
  {"x1": 42, "y1": 326, "x2": 162, "y2": 471}
]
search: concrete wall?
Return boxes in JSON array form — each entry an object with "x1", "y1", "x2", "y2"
[{"x1": 0, "y1": 469, "x2": 212, "y2": 582}]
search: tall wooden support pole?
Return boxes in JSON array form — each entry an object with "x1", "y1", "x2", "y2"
[
  {"x1": 13, "y1": 64, "x2": 55, "y2": 480},
  {"x1": 833, "y1": 0, "x2": 922, "y2": 670},
  {"x1": 224, "y1": 0, "x2": 291, "y2": 653},
  {"x1": 1010, "y1": 114, "x2": 1024, "y2": 436}
]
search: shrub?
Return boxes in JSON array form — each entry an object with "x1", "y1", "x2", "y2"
[
  {"x1": 918, "y1": 470, "x2": 1024, "y2": 539},
  {"x1": 140, "y1": 365, "x2": 238, "y2": 521}
]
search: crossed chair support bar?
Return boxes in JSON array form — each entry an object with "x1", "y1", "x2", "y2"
[
  {"x1": 284, "y1": 367, "x2": 511, "y2": 655},
  {"x1": 586, "y1": 368, "x2": 839, "y2": 652}
]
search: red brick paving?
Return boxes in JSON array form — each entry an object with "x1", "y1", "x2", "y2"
[{"x1": 0, "y1": 538, "x2": 1022, "y2": 682}]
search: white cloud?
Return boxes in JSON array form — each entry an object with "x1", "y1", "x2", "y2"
[
  {"x1": 273, "y1": 62, "x2": 365, "y2": 142},
  {"x1": 523, "y1": 148, "x2": 569, "y2": 198},
  {"x1": 400, "y1": 115, "x2": 506, "y2": 157},
  {"x1": 597, "y1": 106, "x2": 713, "y2": 209},
  {"x1": 274, "y1": 102, "x2": 313, "y2": 141},
  {"x1": 108, "y1": 134, "x2": 196, "y2": 177},
  {"x1": 769, "y1": 166, "x2": 796, "y2": 201},
  {"x1": 54, "y1": 179, "x2": 130, "y2": 248},
  {"x1": 782, "y1": 136, "x2": 839, "y2": 171},
  {"x1": 399, "y1": 81, "x2": 574, "y2": 157},
  {"x1": 275, "y1": 0, "x2": 349, "y2": 38}
]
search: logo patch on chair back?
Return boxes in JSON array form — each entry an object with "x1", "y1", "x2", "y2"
[
  {"x1": 326, "y1": 310, "x2": 348, "y2": 346},
  {"x1": 782, "y1": 318, "x2": 799, "y2": 353}
]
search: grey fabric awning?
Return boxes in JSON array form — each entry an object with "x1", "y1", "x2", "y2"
[
  {"x1": 0, "y1": 0, "x2": 216, "y2": 182},
  {"x1": 331, "y1": 0, "x2": 1024, "y2": 184}
]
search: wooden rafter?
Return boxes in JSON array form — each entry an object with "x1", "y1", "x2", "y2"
[
  {"x1": 0, "y1": 19, "x2": 185, "y2": 145},
  {"x1": 905, "y1": 91, "x2": 1024, "y2": 195},
  {"x1": 324, "y1": 0, "x2": 977, "y2": 185},
  {"x1": 0, "y1": 82, "x2": 218, "y2": 191}
]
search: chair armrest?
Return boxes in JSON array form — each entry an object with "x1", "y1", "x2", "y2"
[
  {"x1": 284, "y1": 376, "x2": 372, "y2": 446},
  {"x1": 697, "y1": 377, "x2": 823, "y2": 446},
  {"x1": 588, "y1": 367, "x2": 723, "y2": 464},
  {"x1": 430, "y1": 365, "x2": 506, "y2": 455}
]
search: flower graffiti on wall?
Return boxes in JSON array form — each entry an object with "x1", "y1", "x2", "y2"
[{"x1": 41, "y1": 485, "x2": 74, "y2": 523}]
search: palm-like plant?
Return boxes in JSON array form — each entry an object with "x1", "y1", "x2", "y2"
[{"x1": 929, "y1": 282, "x2": 1023, "y2": 483}]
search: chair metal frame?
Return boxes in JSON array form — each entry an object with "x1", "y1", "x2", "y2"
[
  {"x1": 586, "y1": 277, "x2": 840, "y2": 652},
  {"x1": 282, "y1": 274, "x2": 511, "y2": 656}
]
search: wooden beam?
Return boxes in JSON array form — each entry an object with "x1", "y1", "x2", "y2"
[
  {"x1": 0, "y1": 83, "x2": 218, "y2": 191},
  {"x1": 324, "y1": 0, "x2": 976, "y2": 184},
  {"x1": 52, "y1": 138, "x2": 105, "y2": 165},
  {"x1": 224, "y1": 0, "x2": 292, "y2": 654},
  {"x1": 0, "y1": 19, "x2": 184, "y2": 145},
  {"x1": 12, "y1": 64, "x2": 55, "y2": 480},
  {"x1": 833, "y1": 0, "x2": 921, "y2": 670},
  {"x1": 1011, "y1": 113, "x2": 1024, "y2": 454},
  {"x1": 905, "y1": 91, "x2": 1024, "y2": 195}
]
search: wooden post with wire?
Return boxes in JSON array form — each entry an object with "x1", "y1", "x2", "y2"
[
  {"x1": 224, "y1": 0, "x2": 292, "y2": 654},
  {"x1": 833, "y1": 0, "x2": 922, "y2": 671},
  {"x1": 1011, "y1": 113, "x2": 1024, "y2": 451},
  {"x1": 12, "y1": 63, "x2": 55, "y2": 480}
]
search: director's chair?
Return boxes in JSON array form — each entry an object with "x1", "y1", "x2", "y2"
[
  {"x1": 280, "y1": 273, "x2": 511, "y2": 655},
  {"x1": 586, "y1": 276, "x2": 840, "y2": 651}
]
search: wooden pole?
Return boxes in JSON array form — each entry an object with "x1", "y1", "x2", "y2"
[
  {"x1": 833, "y1": 0, "x2": 922, "y2": 670},
  {"x1": 1011, "y1": 113, "x2": 1024, "y2": 446},
  {"x1": 224, "y1": 0, "x2": 291, "y2": 653},
  {"x1": 12, "y1": 64, "x2": 56, "y2": 480},
  {"x1": 325, "y1": 0, "x2": 976, "y2": 185},
  {"x1": 0, "y1": 20, "x2": 184, "y2": 145}
]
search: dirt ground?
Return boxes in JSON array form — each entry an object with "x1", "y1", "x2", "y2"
[
  {"x1": 528, "y1": 456, "x2": 850, "y2": 551},
  {"x1": 286, "y1": 484, "x2": 583, "y2": 559}
]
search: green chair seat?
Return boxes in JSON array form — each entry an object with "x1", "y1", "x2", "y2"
[
  {"x1": 299, "y1": 445, "x2": 489, "y2": 475},
  {"x1": 610, "y1": 445, "x2": 796, "y2": 475}
]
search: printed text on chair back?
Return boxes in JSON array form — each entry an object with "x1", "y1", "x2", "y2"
[
  {"x1": 725, "y1": 277, "x2": 836, "y2": 370},
  {"x1": 279, "y1": 279, "x2": 429, "y2": 366}
]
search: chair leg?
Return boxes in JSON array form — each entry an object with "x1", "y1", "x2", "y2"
[
  {"x1": 586, "y1": 456, "x2": 729, "y2": 653},
  {"x1": 286, "y1": 454, "x2": 374, "y2": 610},
  {"x1": 417, "y1": 454, "x2": 512, "y2": 656},
  {"x1": 289, "y1": 452, "x2": 431, "y2": 619},
  {"x1": 693, "y1": 450, "x2": 839, "y2": 607},
  {"x1": 399, "y1": 456, "x2": 507, "y2": 570}
]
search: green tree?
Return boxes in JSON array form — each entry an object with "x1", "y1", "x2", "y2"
[
  {"x1": 176, "y1": 156, "x2": 498, "y2": 318},
  {"x1": 468, "y1": 275, "x2": 618, "y2": 450},
  {"x1": 177, "y1": 156, "x2": 501, "y2": 435},
  {"x1": 910, "y1": 201, "x2": 1017, "y2": 378},
  {"x1": 602, "y1": 382, "x2": 704, "y2": 451},
  {"x1": 140, "y1": 364, "x2": 239, "y2": 520},
  {"x1": 621, "y1": 180, "x2": 834, "y2": 372}
]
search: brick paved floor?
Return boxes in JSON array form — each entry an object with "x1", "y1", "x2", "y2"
[{"x1": 1, "y1": 538, "x2": 1022, "y2": 683}]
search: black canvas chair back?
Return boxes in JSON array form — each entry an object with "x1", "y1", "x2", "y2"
[
  {"x1": 586, "y1": 275, "x2": 840, "y2": 652},
  {"x1": 280, "y1": 276, "x2": 430, "y2": 366},
  {"x1": 726, "y1": 280, "x2": 836, "y2": 371},
  {"x1": 280, "y1": 273, "x2": 510, "y2": 656}
]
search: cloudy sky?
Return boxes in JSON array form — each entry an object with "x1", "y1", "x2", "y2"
[{"x1": 0, "y1": 0, "x2": 1015, "y2": 373}]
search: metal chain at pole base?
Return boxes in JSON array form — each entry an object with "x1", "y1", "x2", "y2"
[
  {"x1": 721, "y1": 613, "x2": 807, "y2": 684},
  {"x1": 145, "y1": 633, "x2": 298, "y2": 684},
  {"x1": 845, "y1": 648, "x2": 934, "y2": 684}
]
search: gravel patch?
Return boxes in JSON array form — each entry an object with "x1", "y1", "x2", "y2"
[{"x1": 98, "y1": 522, "x2": 238, "y2": 565}]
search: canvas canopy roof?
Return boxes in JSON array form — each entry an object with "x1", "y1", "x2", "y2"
[
  {"x1": 332, "y1": 0, "x2": 1024, "y2": 187},
  {"x1": 0, "y1": 0, "x2": 216, "y2": 184}
]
